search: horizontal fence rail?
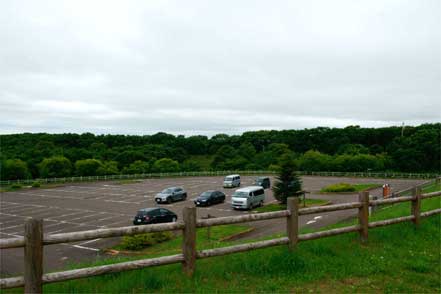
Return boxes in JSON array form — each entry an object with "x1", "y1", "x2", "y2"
[
  {"x1": 0, "y1": 187, "x2": 440, "y2": 292},
  {"x1": 1, "y1": 170, "x2": 439, "y2": 186}
]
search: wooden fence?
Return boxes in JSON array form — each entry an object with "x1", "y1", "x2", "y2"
[{"x1": 0, "y1": 188, "x2": 440, "y2": 292}]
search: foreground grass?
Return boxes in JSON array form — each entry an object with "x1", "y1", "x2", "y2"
[
  {"x1": 113, "y1": 224, "x2": 251, "y2": 254},
  {"x1": 5, "y1": 183, "x2": 440, "y2": 293},
  {"x1": 401, "y1": 181, "x2": 441, "y2": 196},
  {"x1": 255, "y1": 199, "x2": 329, "y2": 213}
]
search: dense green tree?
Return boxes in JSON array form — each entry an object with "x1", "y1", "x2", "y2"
[
  {"x1": 221, "y1": 156, "x2": 248, "y2": 170},
  {"x1": 152, "y1": 158, "x2": 180, "y2": 172},
  {"x1": 0, "y1": 123, "x2": 438, "y2": 179},
  {"x1": 39, "y1": 156, "x2": 72, "y2": 178},
  {"x1": 332, "y1": 154, "x2": 383, "y2": 172},
  {"x1": 238, "y1": 142, "x2": 257, "y2": 160},
  {"x1": 75, "y1": 159, "x2": 103, "y2": 176},
  {"x1": 337, "y1": 144, "x2": 369, "y2": 155},
  {"x1": 180, "y1": 159, "x2": 203, "y2": 172},
  {"x1": 0, "y1": 159, "x2": 31, "y2": 180},
  {"x1": 113, "y1": 151, "x2": 147, "y2": 169},
  {"x1": 97, "y1": 161, "x2": 119, "y2": 175},
  {"x1": 297, "y1": 150, "x2": 332, "y2": 171},
  {"x1": 182, "y1": 136, "x2": 209, "y2": 155},
  {"x1": 121, "y1": 161, "x2": 151, "y2": 174},
  {"x1": 211, "y1": 145, "x2": 237, "y2": 169}
]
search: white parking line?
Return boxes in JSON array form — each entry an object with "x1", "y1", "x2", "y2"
[
  {"x1": 78, "y1": 238, "x2": 101, "y2": 245},
  {"x1": 104, "y1": 200, "x2": 142, "y2": 204},
  {"x1": 314, "y1": 216, "x2": 322, "y2": 220},
  {"x1": 0, "y1": 231, "x2": 23, "y2": 238},
  {"x1": 72, "y1": 244, "x2": 100, "y2": 251},
  {"x1": 306, "y1": 220, "x2": 316, "y2": 225},
  {"x1": 68, "y1": 213, "x2": 103, "y2": 222}
]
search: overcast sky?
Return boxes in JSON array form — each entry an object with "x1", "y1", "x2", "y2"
[{"x1": 1, "y1": 0, "x2": 440, "y2": 136}]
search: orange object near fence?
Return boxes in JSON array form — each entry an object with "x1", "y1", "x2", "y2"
[{"x1": 383, "y1": 184, "x2": 391, "y2": 198}]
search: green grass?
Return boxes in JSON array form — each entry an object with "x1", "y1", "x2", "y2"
[
  {"x1": 423, "y1": 181, "x2": 441, "y2": 193},
  {"x1": 255, "y1": 199, "x2": 329, "y2": 213},
  {"x1": 0, "y1": 184, "x2": 23, "y2": 192},
  {"x1": 5, "y1": 183, "x2": 440, "y2": 293},
  {"x1": 321, "y1": 183, "x2": 381, "y2": 193},
  {"x1": 112, "y1": 224, "x2": 251, "y2": 255}
]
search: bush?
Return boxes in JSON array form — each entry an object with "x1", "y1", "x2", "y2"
[
  {"x1": 321, "y1": 183, "x2": 356, "y2": 193},
  {"x1": 10, "y1": 184, "x2": 22, "y2": 190},
  {"x1": 31, "y1": 181, "x2": 41, "y2": 188},
  {"x1": 119, "y1": 232, "x2": 173, "y2": 251}
]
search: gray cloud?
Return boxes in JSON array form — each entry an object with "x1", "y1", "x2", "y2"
[{"x1": 1, "y1": 0, "x2": 440, "y2": 136}]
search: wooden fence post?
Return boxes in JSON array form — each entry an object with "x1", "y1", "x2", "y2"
[
  {"x1": 24, "y1": 218, "x2": 43, "y2": 294},
  {"x1": 287, "y1": 197, "x2": 299, "y2": 250},
  {"x1": 411, "y1": 187, "x2": 421, "y2": 227},
  {"x1": 358, "y1": 192, "x2": 369, "y2": 244},
  {"x1": 182, "y1": 207, "x2": 196, "y2": 276}
]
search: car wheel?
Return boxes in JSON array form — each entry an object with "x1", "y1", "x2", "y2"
[
  {"x1": 167, "y1": 197, "x2": 172, "y2": 204},
  {"x1": 183, "y1": 193, "x2": 187, "y2": 200},
  {"x1": 172, "y1": 216, "x2": 177, "y2": 222},
  {"x1": 260, "y1": 200, "x2": 264, "y2": 207}
]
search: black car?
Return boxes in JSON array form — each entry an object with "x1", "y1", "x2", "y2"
[
  {"x1": 194, "y1": 190, "x2": 226, "y2": 207},
  {"x1": 254, "y1": 177, "x2": 271, "y2": 189},
  {"x1": 133, "y1": 208, "x2": 177, "y2": 225}
]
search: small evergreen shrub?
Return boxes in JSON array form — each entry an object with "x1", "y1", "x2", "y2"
[
  {"x1": 321, "y1": 183, "x2": 356, "y2": 193},
  {"x1": 119, "y1": 232, "x2": 173, "y2": 251},
  {"x1": 31, "y1": 181, "x2": 41, "y2": 188}
]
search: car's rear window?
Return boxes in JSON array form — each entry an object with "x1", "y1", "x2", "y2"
[{"x1": 137, "y1": 210, "x2": 148, "y2": 216}]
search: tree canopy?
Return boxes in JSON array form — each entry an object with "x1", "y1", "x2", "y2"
[{"x1": 0, "y1": 123, "x2": 439, "y2": 180}]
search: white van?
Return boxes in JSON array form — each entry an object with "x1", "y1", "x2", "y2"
[
  {"x1": 231, "y1": 186, "x2": 265, "y2": 210},
  {"x1": 223, "y1": 174, "x2": 241, "y2": 188}
]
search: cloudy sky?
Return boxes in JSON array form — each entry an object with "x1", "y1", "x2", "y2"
[{"x1": 1, "y1": 0, "x2": 440, "y2": 136}]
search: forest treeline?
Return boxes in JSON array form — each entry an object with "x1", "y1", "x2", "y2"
[{"x1": 0, "y1": 124, "x2": 439, "y2": 180}]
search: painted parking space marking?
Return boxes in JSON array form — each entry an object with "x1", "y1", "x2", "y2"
[
  {"x1": 0, "y1": 231, "x2": 23, "y2": 238},
  {"x1": 314, "y1": 216, "x2": 322, "y2": 220},
  {"x1": 306, "y1": 220, "x2": 316, "y2": 225},
  {"x1": 71, "y1": 244, "x2": 100, "y2": 251}
]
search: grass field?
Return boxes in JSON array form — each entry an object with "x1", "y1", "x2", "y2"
[
  {"x1": 112, "y1": 224, "x2": 251, "y2": 254},
  {"x1": 5, "y1": 182, "x2": 440, "y2": 293}
]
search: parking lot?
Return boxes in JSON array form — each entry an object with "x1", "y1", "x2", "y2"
[{"x1": 0, "y1": 175, "x2": 425, "y2": 275}]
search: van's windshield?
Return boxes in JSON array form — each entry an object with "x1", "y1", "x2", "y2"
[
  {"x1": 232, "y1": 191, "x2": 249, "y2": 198},
  {"x1": 225, "y1": 177, "x2": 233, "y2": 181}
]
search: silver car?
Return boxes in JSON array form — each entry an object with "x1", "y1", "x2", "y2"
[{"x1": 155, "y1": 187, "x2": 187, "y2": 204}]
